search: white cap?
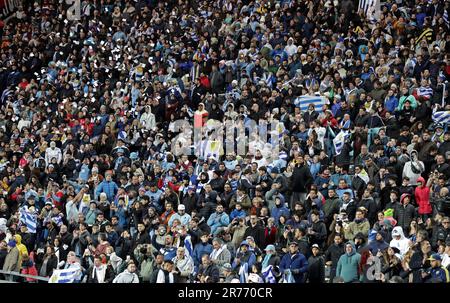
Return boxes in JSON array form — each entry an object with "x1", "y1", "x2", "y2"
[{"x1": 178, "y1": 204, "x2": 185, "y2": 211}]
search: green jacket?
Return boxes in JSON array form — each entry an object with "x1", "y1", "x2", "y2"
[{"x1": 336, "y1": 242, "x2": 361, "y2": 282}]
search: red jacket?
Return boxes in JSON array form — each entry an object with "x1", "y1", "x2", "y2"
[{"x1": 415, "y1": 177, "x2": 432, "y2": 215}]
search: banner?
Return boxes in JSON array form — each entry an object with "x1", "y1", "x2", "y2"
[{"x1": 0, "y1": 0, "x2": 21, "y2": 20}]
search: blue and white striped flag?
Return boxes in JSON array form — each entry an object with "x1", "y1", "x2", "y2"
[
  {"x1": 49, "y1": 267, "x2": 81, "y2": 283},
  {"x1": 262, "y1": 265, "x2": 276, "y2": 283},
  {"x1": 294, "y1": 95, "x2": 328, "y2": 112},
  {"x1": 52, "y1": 215, "x2": 64, "y2": 227},
  {"x1": 238, "y1": 263, "x2": 249, "y2": 283},
  {"x1": 444, "y1": 9, "x2": 449, "y2": 28},
  {"x1": 432, "y1": 111, "x2": 450, "y2": 124},
  {"x1": 333, "y1": 131, "x2": 350, "y2": 155},
  {"x1": 19, "y1": 206, "x2": 37, "y2": 233},
  {"x1": 184, "y1": 235, "x2": 193, "y2": 257},
  {"x1": 359, "y1": 0, "x2": 381, "y2": 21}
]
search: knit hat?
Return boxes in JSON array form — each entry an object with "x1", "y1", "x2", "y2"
[{"x1": 7, "y1": 239, "x2": 16, "y2": 247}]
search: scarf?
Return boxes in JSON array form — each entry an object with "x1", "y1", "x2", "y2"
[
  {"x1": 93, "y1": 264, "x2": 106, "y2": 283},
  {"x1": 210, "y1": 245, "x2": 225, "y2": 261},
  {"x1": 262, "y1": 253, "x2": 272, "y2": 269}
]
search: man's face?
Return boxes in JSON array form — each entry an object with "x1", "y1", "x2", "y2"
[
  {"x1": 216, "y1": 205, "x2": 223, "y2": 213},
  {"x1": 94, "y1": 258, "x2": 102, "y2": 267},
  {"x1": 356, "y1": 211, "x2": 364, "y2": 220},
  {"x1": 201, "y1": 256, "x2": 210, "y2": 266},
  {"x1": 289, "y1": 244, "x2": 298, "y2": 254},
  {"x1": 138, "y1": 224, "x2": 145, "y2": 232},
  {"x1": 334, "y1": 235, "x2": 342, "y2": 245},
  {"x1": 345, "y1": 244, "x2": 353, "y2": 254},
  {"x1": 128, "y1": 263, "x2": 137, "y2": 273}
]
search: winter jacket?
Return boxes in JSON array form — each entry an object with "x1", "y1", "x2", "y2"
[
  {"x1": 402, "y1": 159, "x2": 425, "y2": 186},
  {"x1": 279, "y1": 251, "x2": 309, "y2": 283},
  {"x1": 112, "y1": 269, "x2": 139, "y2": 283},
  {"x1": 207, "y1": 211, "x2": 230, "y2": 235},
  {"x1": 389, "y1": 227, "x2": 411, "y2": 256},
  {"x1": 336, "y1": 242, "x2": 361, "y2": 283},
  {"x1": 197, "y1": 263, "x2": 220, "y2": 283},
  {"x1": 95, "y1": 180, "x2": 119, "y2": 201},
  {"x1": 3, "y1": 247, "x2": 21, "y2": 272},
  {"x1": 415, "y1": 177, "x2": 432, "y2": 215},
  {"x1": 309, "y1": 220, "x2": 327, "y2": 248},
  {"x1": 271, "y1": 204, "x2": 291, "y2": 225},
  {"x1": 172, "y1": 255, "x2": 194, "y2": 283},
  {"x1": 307, "y1": 255, "x2": 325, "y2": 283},
  {"x1": 344, "y1": 219, "x2": 370, "y2": 241},
  {"x1": 193, "y1": 242, "x2": 213, "y2": 266},
  {"x1": 243, "y1": 224, "x2": 266, "y2": 248},
  {"x1": 325, "y1": 243, "x2": 345, "y2": 268},
  {"x1": 291, "y1": 164, "x2": 313, "y2": 193},
  {"x1": 394, "y1": 200, "x2": 416, "y2": 232},
  {"x1": 209, "y1": 245, "x2": 231, "y2": 268},
  {"x1": 86, "y1": 264, "x2": 116, "y2": 283}
]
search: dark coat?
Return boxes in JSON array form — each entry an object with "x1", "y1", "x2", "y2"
[
  {"x1": 307, "y1": 255, "x2": 325, "y2": 283},
  {"x1": 291, "y1": 165, "x2": 313, "y2": 193},
  {"x1": 86, "y1": 264, "x2": 116, "y2": 283}
]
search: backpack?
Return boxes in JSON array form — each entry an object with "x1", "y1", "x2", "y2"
[{"x1": 410, "y1": 162, "x2": 422, "y2": 174}]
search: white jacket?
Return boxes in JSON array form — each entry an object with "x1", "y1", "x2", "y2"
[
  {"x1": 112, "y1": 270, "x2": 139, "y2": 283},
  {"x1": 402, "y1": 160, "x2": 424, "y2": 186},
  {"x1": 45, "y1": 147, "x2": 62, "y2": 165},
  {"x1": 140, "y1": 111, "x2": 156, "y2": 131},
  {"x1": 389, "y1": 226, "x2": 411, "y2": 256}
]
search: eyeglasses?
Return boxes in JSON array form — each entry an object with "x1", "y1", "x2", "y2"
[{"x1": 443, "y1": 222, "x2": 450, "y2": 224}]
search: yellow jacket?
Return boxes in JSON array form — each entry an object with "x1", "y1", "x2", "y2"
[{"x1": 14, "y1": 234, "x2": 29, "y2": 257}]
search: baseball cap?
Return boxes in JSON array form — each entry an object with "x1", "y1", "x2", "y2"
[
  {"x1": 427, "y1": 254, "x2": 442, "y2": 262},
  {"x1": 289, "y1": 241, "x2": 298, "y2": 246},
  {"x1": 178, "y1": 204, "x2": 185, "y2": 211},
  {"x1": 45, "y1": 200, "x2": 53, "y2": 206},
  {"x1": 312, "y1": 244, "x2": 320, "y2": 249},
  {"x1": 264, "y1": 244, "x2": 276, "y2": 251}
]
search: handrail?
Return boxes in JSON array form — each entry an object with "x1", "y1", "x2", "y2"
[{"x1": 0, "y1": 270, "x2": 50, "y2": 282}]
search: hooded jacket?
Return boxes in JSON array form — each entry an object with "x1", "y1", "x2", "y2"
[
  {"x1": 389, "y1": 226, "x2": 411, "y2": 256},
  {"x1": 414, "y1": 176, "x2": 432, "y2": 215},
  {"x1": 271, "y1": 196, "x2": 290, "y2": 224},
  {"x1": 394, "y1": 195, "x2": 416, "y2": 231},
  {"x1": 336, "y1": 242, "x2": 361, "y2": 283},
  {"x1": 402, "y1": 150, "x2": 424, "y2": 185},
  {"x1": 13, "y1": 234, "x2": 29, "y2": 258},
  {"x1": 367, "y1": 232, "x2": 389, "y2": 255}
]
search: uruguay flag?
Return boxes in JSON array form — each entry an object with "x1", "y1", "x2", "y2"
[
  {"x1": 333, "y1": 131, "x2": 350, "y2": 155},
  {"x1": 49, "y1": 267, "x2": 81, "y2": 283},
  {"x1": 239, "y1": 263, "x2": 249, "y2": 283},
  {"x1": 294, "y1": 95, "x2": 328, "y2": 112},
  {"x1": 19, "y1": 206, "x2": 37, "y2": 233},
  {"x1": 432, "y1": 111, "x2": 450, "y2": 124},
  {"x1": 262, "y1": 265, "x2": 276, "y2": 283}
]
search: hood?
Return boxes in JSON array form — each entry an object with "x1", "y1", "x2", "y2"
[
  {"x1": 14, "y1": 234, "x2": 22, "y2": 245},
  {"x1": 391, "y1": 226, "x2": 405, "y2": 240},
  {"x1": 416, "y1": 176, "x2": 425, "y2": 187},
  {"x1": 409, "y1": 149, "x2": 418, "y2": 158},
  {"x1": 400, "y1": 193, "x2": 410, "y2": 204},
  {"x1": 275, "y1": 194, "x2": 285, "y2": 206},
  {"x1": 345, "y1": 241, "x2": 356, "y2": 256}
]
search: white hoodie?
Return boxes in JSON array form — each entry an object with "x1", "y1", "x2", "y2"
[{"x1": 389, "y1": 226, "x2": 411, "y2": 256}]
